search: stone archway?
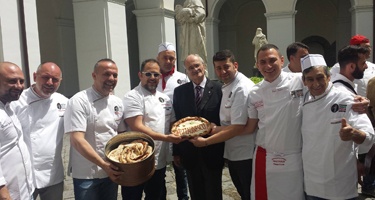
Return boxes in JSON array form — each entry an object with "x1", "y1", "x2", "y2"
[{"x1": 302, "y1": 35, "x2": 336, "y2": 67}]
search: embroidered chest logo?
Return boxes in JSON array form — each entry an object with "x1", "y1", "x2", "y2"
[
  {"x1": 254, "y1": 101, "x2": 264, "y2": 109},
  {"x1": 57, "y1": 103, "x2": 66, "y2": 111},
  {"x1": 331, "y1": 104, "x2": 347, "y2": 113},
  {"x1": 114, "y1": 106, "x2": 120, "y2": 115},
  {"x1": 159, "y1": 97, "x2": 165, "y2": 103},
  {"x1": 290, "y1": 89, "x2": 303, "y2": 98},
  {"x1": 177, "y1": 79, "x2": 182, "y2": 84}
]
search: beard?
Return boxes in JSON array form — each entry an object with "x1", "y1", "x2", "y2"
[
  {"x1": 0, "y1": 89, "x2": 22, "y2": 103},
  {"x1": 352, "y1": 64, "x2": 364, "y2": 79}
]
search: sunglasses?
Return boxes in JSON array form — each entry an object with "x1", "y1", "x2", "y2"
[{"x1": 142, "y1": 72, "x2": 161, "y2": 78}]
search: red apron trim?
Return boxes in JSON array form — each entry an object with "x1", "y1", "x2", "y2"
[{"x1": 255, "y1": 146, "x2": 267, "y2": 200}]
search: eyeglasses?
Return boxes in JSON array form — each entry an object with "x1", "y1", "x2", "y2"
[{"x1": 142, "y1": 72, "x2": 161, "y2": 78}]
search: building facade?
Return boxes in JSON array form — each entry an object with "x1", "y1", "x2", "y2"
[{"x1": 0, "y1": 0, "x2": 373, "y2": 98}]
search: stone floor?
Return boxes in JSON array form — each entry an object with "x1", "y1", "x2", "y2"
[
  {"x1": 61, "y1": 134, "x2": 240, "y2": 200},
  {"x1": 60, "y1": 134, "x2": 375, "y2": 200}
]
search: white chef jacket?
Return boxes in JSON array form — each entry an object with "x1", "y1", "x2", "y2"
[
  {"x1": 64, "y1": 87, "x2": 125, "y2": 179},
  {"x1": 11, "y1": 86, "x2": 68, "y2": 189},
  {"x1": 221, "y1": 72, "x2": 256, "y2": 161},
  {"x1": 302, "y1": 84, "x2": 374, "y2": 199},
  {"x1": 0, "y1": 101, "x2": 34, "y2": 199},
  {"x1": 281, "y1": 64, "x2": 292, "y2": 72},
  {"x1": 248, "y1": 71, "x2": 305, "y2": 200},
  {"x1": 157, "y1": 70, "x2": 189, "y2": 101},
  {"x1": 330, "y1": 61, "x2": 375, "y2": 96},
  {"x1": 123, "y1": 84, "x2": 174, "y2": 170}
]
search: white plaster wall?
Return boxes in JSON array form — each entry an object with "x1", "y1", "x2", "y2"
[
  {"x1": 107, "y1": 2, "x2": 131, "y2": 97},
  {"x1": 23, "y1": 0, "x2": 41, "y2": 82},
  {"x1": 0, "y1": 0, "x2": 23, "y2": 66}
]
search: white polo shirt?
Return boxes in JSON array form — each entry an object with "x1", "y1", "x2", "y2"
[
  {"x1": 64, "y1": 87, "x2": 125, "y2": 179},
  {"x1": 221, "y1": 72, "x2": 255, "y2": 161},
  {"x1": 11, "y1": 86, "x2": 68, "y2": 188},
  {"x1": 157, "y1": 70, "x2": 189, "y2": 101},
  {"x1": 302, "y1": 84, "x2": 374, "y2": 199},
  {"x1": 123, "y1": 84, "x2": 174, "y2": 170},
  {"x1": 0, "y1": 101, "x2": 34, "y2": 199}
]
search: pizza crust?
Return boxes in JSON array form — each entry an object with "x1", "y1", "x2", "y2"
[
  {"x1": 108, "y1": 139, "x2": 153, "y2": 164},
  {"x1": 171, "y1": 116, "x2": 211, "y2": 138}
]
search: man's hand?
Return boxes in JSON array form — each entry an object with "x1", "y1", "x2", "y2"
[
  {"x1": 208, "y1": 123, "x2": 218, "y2": 135},
  {"x1": 189, "y1": 136, "x2": 208, "y2": 147},
  {"x1": 352, "y1": 95, "x2": 370, "y2": 114},
  {"x1": 340, "y1": 118, "x2": 354, "y2": 141},
  {"x1": 166, "y1": 134, "x2": 186, "y2": 144},
  {"x1": 0, "y1": 185, "x2": 11, "y2": 200},
  {"x1": 101, "y1": 161, "x2": 123, "y2": 182}
]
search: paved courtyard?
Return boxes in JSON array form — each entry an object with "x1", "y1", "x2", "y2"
[{"x1": 60, "y1": 134, "x2": 375, "y2": 200}]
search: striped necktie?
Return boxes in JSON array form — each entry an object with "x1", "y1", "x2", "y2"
[{"x1": 195, "y1": 86, "x2": 202, "y2": 106}]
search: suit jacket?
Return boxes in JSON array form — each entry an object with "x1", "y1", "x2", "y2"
[{"x1": 173, "y1": 78, "x2": 224, "y2": 170}]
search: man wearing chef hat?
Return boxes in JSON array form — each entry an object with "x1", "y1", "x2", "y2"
[{"x1": 301, "y1": 54, "x2": 375, "y2": 200}]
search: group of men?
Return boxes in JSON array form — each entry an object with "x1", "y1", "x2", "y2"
[
  {"x1": 1, "y1": 34, "x2": 375, "y2": 200},
  {"x1": 189, "y1": 35, "x2": 375, "y2": 200}
]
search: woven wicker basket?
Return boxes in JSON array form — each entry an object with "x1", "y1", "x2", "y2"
[{"x1": 105, "y1": 131, "x2": 155, "y2": 186}]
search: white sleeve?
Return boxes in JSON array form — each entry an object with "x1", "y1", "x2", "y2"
[
  {"x1": 247, "y1": 92, "x2": 258, "y2": 119},
  {"x1": 64, "y1": 96, "x2": 88, "y2": 133},
  {"x1": 348, "y1": 109, "x2": 375, "y2": 154},
  {"x1": 123, "y1": 91, "x2": 144, "y2": 119},
  {"x1": 230, "y1": 86, "x2": 250, "y2": 125}
]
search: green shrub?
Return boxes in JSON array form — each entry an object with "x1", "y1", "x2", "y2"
[{"x1": 250, "y1": 77, "x2": 264, "y2": 84}]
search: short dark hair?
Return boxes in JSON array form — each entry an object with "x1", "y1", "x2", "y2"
[
  {"x1": 94, "y1": 58, "x2": 116, "y2": 72},
  {"x1": 140, "y1": 58, "x2": 160, "y2": 71},
  {"x1": 256, "y1": 44, "x2": 282, "y2": 59},
  {"x1": 338, "y1": 45, "x2": 369, "y2": 69},
  {"x1": 213, "y1": 49, "x2": 236, "y2": 64},
  {"x1": 286, "y1": 42, "x2": 309, "y2": 61},
  {"x1": 302, "y1": 66, "x2": 331, "y2": 81}
]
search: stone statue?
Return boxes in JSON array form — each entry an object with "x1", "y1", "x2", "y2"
[
  {"x1": 175, "y1": 0, "x2": 207, "y2": 63},
  {"x1": 252, "y1": 28, "x2": 268, "y2": 68}
]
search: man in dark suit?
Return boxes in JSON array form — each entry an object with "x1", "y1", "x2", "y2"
[{"x1": 173, "y1": 54, "x2": 224, "y2": 200}]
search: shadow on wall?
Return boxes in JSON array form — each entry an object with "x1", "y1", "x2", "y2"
[{"x1": 302, "y1": 36, "x2": 336, "y2": 67}]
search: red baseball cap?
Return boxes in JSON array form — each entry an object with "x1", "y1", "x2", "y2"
[{"x1": 350, "y1": 34, "x2": 370, "y2": 45}]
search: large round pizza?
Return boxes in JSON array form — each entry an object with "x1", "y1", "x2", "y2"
[{"x1": 171, "y1": 116, "x2": 212, "y2": 138}]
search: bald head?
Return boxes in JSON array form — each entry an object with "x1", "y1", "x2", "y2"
[
  {"x1": 33, "y1": 62, "x2": 62, "y2": 98},
  {"x1": 0, "y1": 62, "x2": 25, "y2": 104}
]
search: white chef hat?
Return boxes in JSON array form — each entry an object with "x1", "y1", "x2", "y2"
[
  {"x1": 158, "y1": 42, "x2": 176, "y2": 53},
  {"x1": 301, "y1": 54, "x2": 327, "y2": 72}
]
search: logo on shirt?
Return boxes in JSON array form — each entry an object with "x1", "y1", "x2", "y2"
[
  {"x1": 228, "y1": 92, "x2": 232, "y2": 99},
  {"x1": 331, "y1": 104, "x2": 347, "y2": 113},
  {"x1": 177, "y1": 79, "x2": 182, "y2": 84},
  {"x1": 254, "y1": 100, "x2": 264, "y2": 109},
  {"x1": 159, "y1": 97, "x2": 165, "y2": 103},
  {"x1": 57, "y1": 103, "x2": 66, "y2": 114},
  {"x1": 290, "y1": 89, "x2": 303, "y2": 98}
]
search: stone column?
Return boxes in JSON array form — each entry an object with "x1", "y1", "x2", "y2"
[
  {"x1": 205, "y1": 17, "x2": 220, "y2": 79},
  {"x1": 350, "y1": 1, "x2": 373, "y2": 61},
  {"x1": 72, "y1": 0, "x2": 130, "y2": 97},
  {"x1": 132, "y1": 0, "x2": 179, "y2": 69},
  {"x1": 0, "y1": 0, "x2": 40, "y2": 85},
  {"x1": 264, "y1": 11, "x2": 297, "y2": 56}
]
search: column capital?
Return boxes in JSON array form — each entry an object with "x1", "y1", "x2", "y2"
[
  {"x1": 264, "y1": 11, "x2": 297, "y2": 19},
  {"x1": 349, "y1": 5, "x2": 373, "y2": 13},
  {"x1": 72, "y1": 0, "x2": 126, "y2": 6},
  {"x1": 132, "y1": 8, "x2": 175, "y2": 18}
]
